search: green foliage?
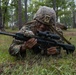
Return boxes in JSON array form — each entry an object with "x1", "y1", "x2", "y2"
[
  {"x1": 27, "y1": 0, "x2": 76, "y2": 28},
  {"x1": 60, "y1": 14, "x2": 73, "y2": 27},
  {"x1": 0, "y1": 0, "x2": 76, "y2": 28}
]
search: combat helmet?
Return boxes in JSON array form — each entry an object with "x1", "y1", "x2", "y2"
[{"x1": 34, "y1": 6, "x2": 56, "y2": 26}]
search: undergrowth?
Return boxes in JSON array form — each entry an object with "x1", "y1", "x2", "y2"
[{"x1": 0, "y1": 29, "x2": 76, "y2": 75}]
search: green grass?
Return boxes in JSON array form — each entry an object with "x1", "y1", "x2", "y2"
[
  {"x1": 0, "y1": 29, "x2": 76, "y2": 75},
  {"x1": 0, "y1": 35, "x2": 15, "y2": 63}
]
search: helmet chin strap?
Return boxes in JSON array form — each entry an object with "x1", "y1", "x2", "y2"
[{"x1": 25, "y1": 20, "x2": 36, "y2": 25}]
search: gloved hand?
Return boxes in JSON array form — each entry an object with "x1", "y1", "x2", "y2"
[
  {"x1": 47, "y1": 47, "x2": 58, "y2": 55},
  {"x1": 21, "y1": 38, "x2": 37, "y2": 51}
]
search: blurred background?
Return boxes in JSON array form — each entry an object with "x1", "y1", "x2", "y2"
[
  {"x1": 0, "y1": 0, "x2": 76, "y2": 30},
  {"x1": 0, "y1": 1, "x2": 76, "y2": 74}
]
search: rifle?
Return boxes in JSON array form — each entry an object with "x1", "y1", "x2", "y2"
[
  {"x1": 0, "y1": 31, "x2": 75, "y2": 54},
  {"x1": 35, "y1": 18, "x2": 73, "y2": 44}
]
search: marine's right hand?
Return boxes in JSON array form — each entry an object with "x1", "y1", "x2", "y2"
[{"x1": 21, "y1": 38, "x2": 37, "y2": 51}]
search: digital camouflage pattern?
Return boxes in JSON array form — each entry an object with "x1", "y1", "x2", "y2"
[
  {"x1": 34, "y1": 6, "x2": 56, "y2": 26},
  {"x1": 9, "y1": 25, "x2": 44, "y2": 59},
  {"x1": 9, "y1": 25, "x2": 63, "y2": 59},
  {"x1": 9, "y1": 6, "x2": 63, "y2": 59},
  {"x1": 56, "y1": 22, "x2": 67, "y2": 30},
  {"x1": 9, "y1": 26, "x2": 31, "y2": 58}
]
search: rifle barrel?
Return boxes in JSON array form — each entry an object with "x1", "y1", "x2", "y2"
[{"x1": 0, "y1": 31, "x2": 16, "y2": 37}]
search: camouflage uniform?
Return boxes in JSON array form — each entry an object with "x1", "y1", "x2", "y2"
[
  {"x1": 9, "y1": 25, "x2": 43, "y2": 58},
  {"x1": 9, "y1": 6, "x2": 61, "y2": 59}
]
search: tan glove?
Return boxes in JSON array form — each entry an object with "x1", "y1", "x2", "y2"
[
  {"x1": 47, "y1": 47, "x2": 58, "y2": 55},
  {"x1": 21, "y1": 38, "x2": 37, "y2": 51}
]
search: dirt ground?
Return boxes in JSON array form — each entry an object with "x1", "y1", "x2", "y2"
[{"x1": 64, "y1": 32, "x2": 76, "y2": 36}]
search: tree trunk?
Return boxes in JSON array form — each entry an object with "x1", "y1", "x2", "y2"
[
  {"x1": 73, "y1": 11, "x2": 76, "y2": 28},
  {"x1": 52, "y1": 0, "x2": 58, "y2": 21},
  {"x1": 24, "y1": 0, "x2": 28, "y2": 23},
  {"x1": 18, "y1": 0, "x2": 23, "y2": 30},
  {"x1": 53, "y1": 0, "x2": 56, "y2": 11},
  {"x1": 0, "y1": 0, "x2": 4, "y2": 31},
  {"x1": 2, "y1": 1, "x2": 9, "y2": 29}
]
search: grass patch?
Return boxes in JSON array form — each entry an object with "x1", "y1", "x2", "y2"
[{"x1": 0, "y1": 29, "x2": 76, "y2": 75}]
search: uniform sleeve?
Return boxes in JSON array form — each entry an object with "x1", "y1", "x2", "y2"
[
  {"x1": 9, "y1": 39, "x2": 26, "y2": 58},
  {"x1": 8, "y1": 26, "x2": 28, "y2": 58}
]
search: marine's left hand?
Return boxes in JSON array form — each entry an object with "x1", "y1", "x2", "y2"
[{"x1": 47, "y1": 47, "x2": 58, "y2": 55}]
